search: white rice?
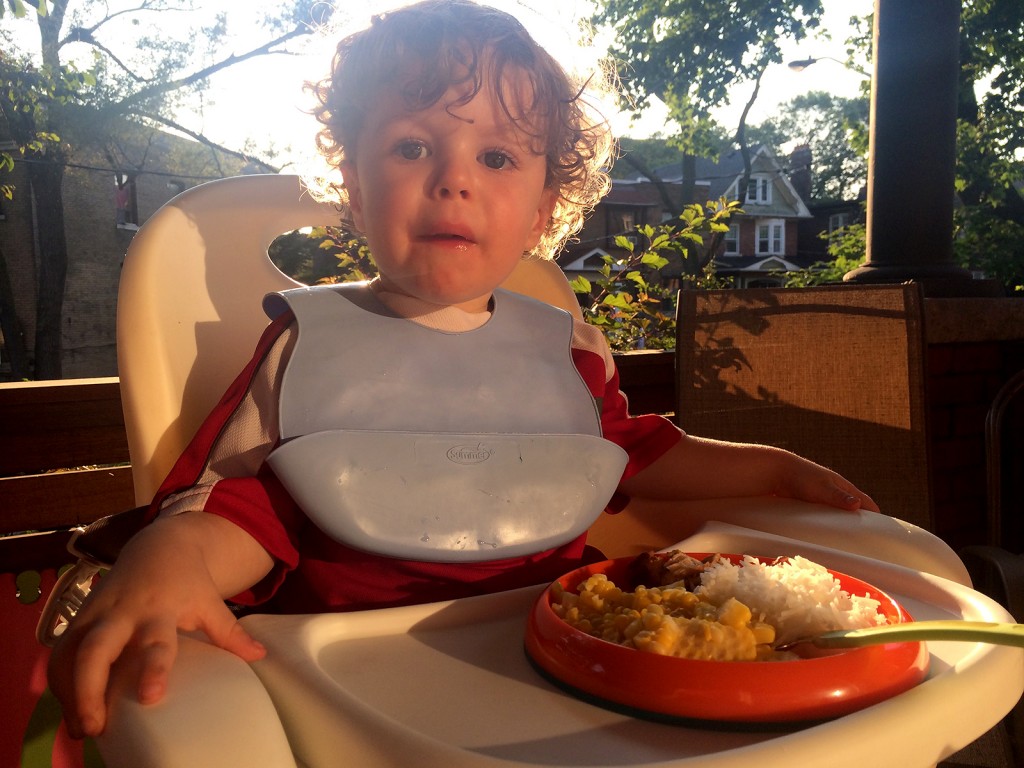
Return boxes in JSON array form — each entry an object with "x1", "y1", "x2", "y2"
[{"x1": 693, "y1": 555, "x2": 887, "y2": 645}]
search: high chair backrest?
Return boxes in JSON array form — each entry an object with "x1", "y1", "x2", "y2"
[{"x1": 118, "y1": 174, "x2": 582, "y2": 506}]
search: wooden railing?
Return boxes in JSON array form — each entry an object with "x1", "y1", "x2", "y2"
[
  {"x1": 0, "y1": 378, "x2": 135, "y2": 570},
  {"x1": 0, "y1": 351, "x2": 676, "y2": 572},
  {"x1": 613, "y1": 350, "x2": 676, "y2": 418}
]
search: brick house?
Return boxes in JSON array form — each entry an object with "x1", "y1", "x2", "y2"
[
  {"x1": 559, "y1": 145, "x2": 822, "y2": 289},
  {"x1": 788, "y1": 144, "x2": 866, "y2": 265},
  {"x1": 0, "y1": 119, "x2": 250, "y2": 380}
]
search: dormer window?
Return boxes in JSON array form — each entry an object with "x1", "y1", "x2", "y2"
[{"x1": 745, "y1": 175, "x2": 772, "y2": 205}]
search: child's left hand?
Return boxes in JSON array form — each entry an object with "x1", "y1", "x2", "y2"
[{"x1": 771, "y1": 453, "x2": 880, "y2": 513}]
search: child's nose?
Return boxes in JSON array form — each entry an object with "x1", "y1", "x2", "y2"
[{"x1": 430, "y1": 154, "x2": 472, "y2": 200}]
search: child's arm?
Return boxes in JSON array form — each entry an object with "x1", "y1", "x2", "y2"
[
  {"x1": 48, "y1": 318, "x2": 301, "y2": 738},
  {"x1": 617, "y1": 433, "x2": 880, "y2": 512},
  {"x1": 47, "y1": 512, "x2": 273, "y2": 738}
]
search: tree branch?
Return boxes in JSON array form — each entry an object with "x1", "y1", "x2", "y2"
[
  {"x1": 62, "y1": 0, "x2": 192, "y2": 45},
  {"x1": 112, "y1": 26, "x2": 308, "y2": 114},
  {"x1": 133, "y1": 110, "x2": 279, "y2": 173},
  {"x1": 617, "y1": 152, "x2": 680, "y2": 215},
  {"x1": 62, "y1": 26, "x2": 148, "y2": 82}
]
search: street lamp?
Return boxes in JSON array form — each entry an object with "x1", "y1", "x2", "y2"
[{"x1": 787, "y1": 56, "x2": 869, "y2": 78}]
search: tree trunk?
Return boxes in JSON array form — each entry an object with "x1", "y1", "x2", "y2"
[
  {"x1": 732, "y1": 62, "x2": 768, "y2": 207},
  {"x1": 680, "y1": 154, "x2": 696, "y2": 207},
  {"x1": 0, "y1": 246, "x2": 31, "y2": 379},
  {"x1": 617, "y1": 153, "x2": 681, "y2": 217},
  {"x1": 28, "y1": 154, "x2": 69, "y2": 380}
]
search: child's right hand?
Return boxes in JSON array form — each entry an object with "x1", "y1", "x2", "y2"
[{"x1": 47, "y1": 514, "x2": 272, "y2": 738}]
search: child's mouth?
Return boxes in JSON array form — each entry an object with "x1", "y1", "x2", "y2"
[
  {"x1": 421, "y1": 221, "x2": 475, "y2": 243},
  {"x1": 422, "y1": 231, "x2": 475, "y2": 247}
]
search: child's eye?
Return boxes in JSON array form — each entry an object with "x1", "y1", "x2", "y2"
[
  {"x1": 396, "y1": 141, "x2": 429, "y2": 161},
  {"x1": 481, "y1": 150, "x2": 514, "y2": 170}
]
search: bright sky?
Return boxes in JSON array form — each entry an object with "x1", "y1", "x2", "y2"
[
  {"x1": 6, "y1": 0, "x2": 874, "y2": 169},
  {"x1": 199, "y1": 0, "x2": 874, "y2": 171}
]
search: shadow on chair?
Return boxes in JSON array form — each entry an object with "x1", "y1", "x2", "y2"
[{"x1": 675, "y1": 283, "x2": 933, "y2": 531}]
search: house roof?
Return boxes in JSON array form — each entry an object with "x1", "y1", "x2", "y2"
[
  {"x1": 621, "y1": 144, "x2": 813, "y2": 219},
  {"x1": 601, "y1": 181, "x2": 666, "y2": 206},
  {"x1": 716, "y1": 254, "x2": 814, "y2": 272}
]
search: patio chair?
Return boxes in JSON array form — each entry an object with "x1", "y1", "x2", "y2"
[
  {"x1": 958, "y1": 368, "x2": 1024, "y2": 768},
  {"x1": 675, "y1": 283, "x2": 934, "y2": 532}
]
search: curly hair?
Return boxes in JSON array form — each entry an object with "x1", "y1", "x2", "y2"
[{"x1": 309, "y1": 0, "x2": 616, "y2": 259}]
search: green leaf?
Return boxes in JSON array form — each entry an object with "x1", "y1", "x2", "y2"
[
  {"x1": 569, "y1": 275, "x2": 592, "y2": 294},
  {"x1": 648, "y1": 234, "x2": 671, "y2": 250},
  {"x1": 613, "y1": 235, "x2": 635, "y2": 252},
  {"x1": 602, "y1": 293, "x2": 633, "y2": 309},
  {"x1": 625, "y1": 270, "x2": 647, "y2": 288}
]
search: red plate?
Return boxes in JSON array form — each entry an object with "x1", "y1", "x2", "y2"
[{"x1": 524, "y1": 554, "x2": 930, "y2": 724}]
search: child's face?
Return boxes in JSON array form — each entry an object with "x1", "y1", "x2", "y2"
[{"x1": 342, "y1": 69, "x2": 557, "y2": 312}]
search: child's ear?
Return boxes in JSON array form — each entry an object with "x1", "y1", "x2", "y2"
[
  {"x1": 525, "y1": 187, "x2": 558, "y2": 250},
  {"x1": 341, "y1": 161, "x2": 364, "y2": 230}
]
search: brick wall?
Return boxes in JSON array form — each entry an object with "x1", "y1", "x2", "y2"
[
  {"x1": 1, "y1": 122, "x2": 248, "y2": 381},
  {"x1": 60, "y1": 165, "x2": 135, "y2": 377}
]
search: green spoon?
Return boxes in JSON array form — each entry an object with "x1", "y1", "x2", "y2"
[{"x1": 777, "y1": 620, "x2": 1024, "y2": 651}]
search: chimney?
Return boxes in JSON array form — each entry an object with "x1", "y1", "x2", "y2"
[{"x1": 789, "y1": 144, "x2": 813, "y2": 202}]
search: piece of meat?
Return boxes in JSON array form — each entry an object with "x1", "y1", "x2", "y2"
[{"x1": 627, "y1": 550, "x2": 723, "y2": 590}]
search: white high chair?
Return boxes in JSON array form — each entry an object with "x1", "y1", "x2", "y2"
[
  {"x1": 75, "y1": 174, "x2": 1021, "y2": 768},
  {"x1": 86, "y1": 174, "x2": 587, "y2": 766}
]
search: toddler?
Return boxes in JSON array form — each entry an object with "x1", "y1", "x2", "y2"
[{"x1": 49, "y1": 0, "x2": 877, "y2": 739}]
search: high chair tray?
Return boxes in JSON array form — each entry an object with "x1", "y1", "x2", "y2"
[
  {"x1": 94, "y1": 513, "x2": 1023, "y2": 768},
  {"x1": 236, "y1": 533, "x2": 1021, "y2": 768}
]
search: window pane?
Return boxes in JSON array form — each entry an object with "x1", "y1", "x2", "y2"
[
  {"x1": 725, "y1": 223, "x2": 739, "y2": 254},
  {"x1": 757, "y1": 220, "x2": 784, "y2": 254}
]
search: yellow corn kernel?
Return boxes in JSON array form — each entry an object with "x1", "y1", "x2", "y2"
[{"x1": 716, "y1": 597, "x2": 752, "y2": 629}]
